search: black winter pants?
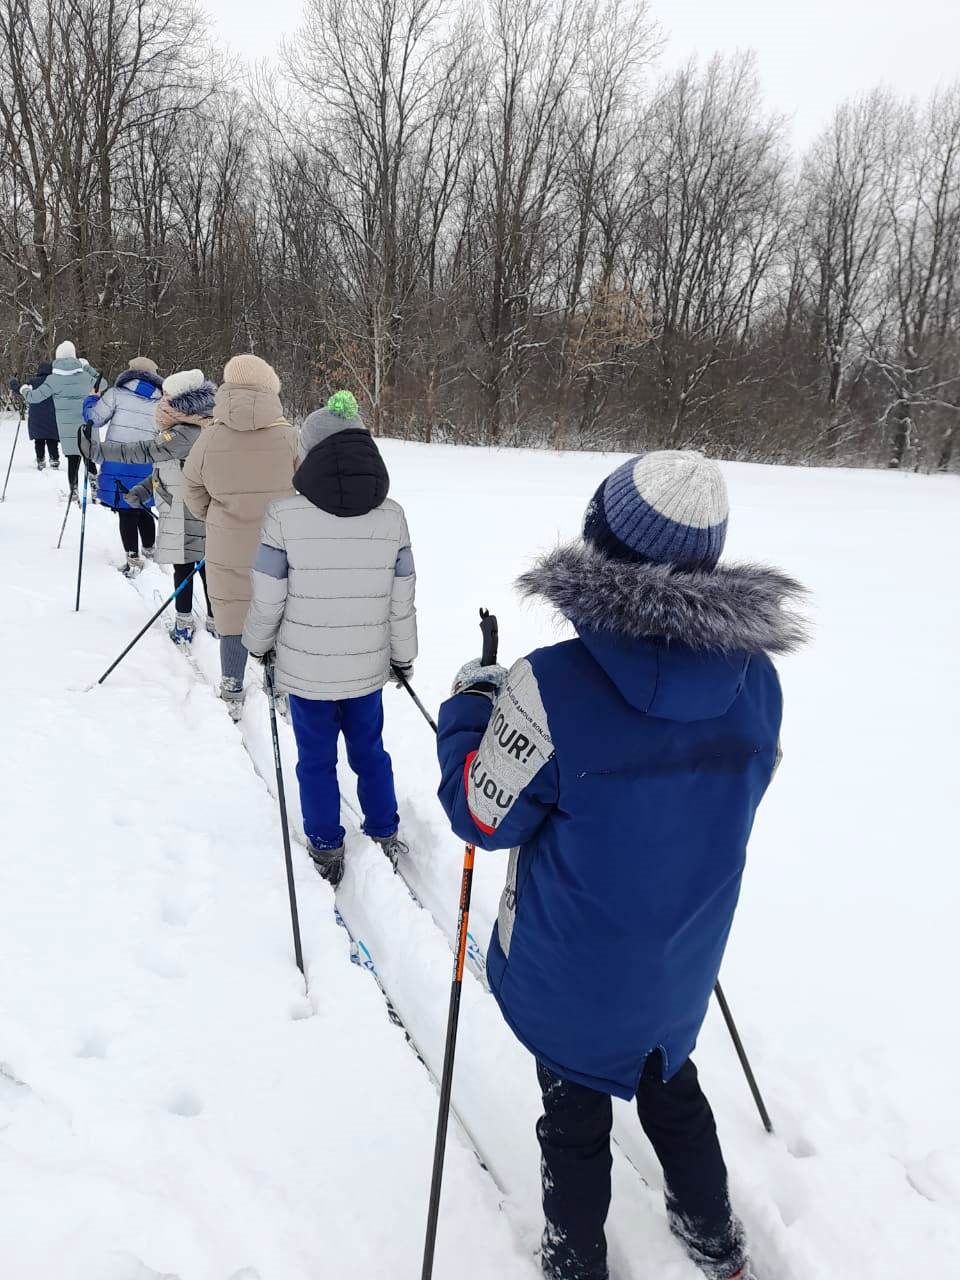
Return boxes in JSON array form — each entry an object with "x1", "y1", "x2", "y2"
[
  {"x1": 67, "y1": 455, "x2": 95, "y2": 490},
  {"x1": 118, "y1": 508, "x2": 156, "y2": 555},
  {"x1": 34, "y1": 439, "x2": 60, "y2": 464},
  {"x1": 173, "y1": 561, "x2": 212, "y2": 616},
  {"x1": 536, "y1": 1055, "x2": 746, "y2": 1280}
]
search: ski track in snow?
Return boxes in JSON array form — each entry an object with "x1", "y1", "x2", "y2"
[{"x1": 1, "y1": 417, "x2": 959, "y2": 1279}]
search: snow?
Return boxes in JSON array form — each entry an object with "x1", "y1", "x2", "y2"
[{"x1": 1, "y1": 417, "x2": 958, "y2": 1280}]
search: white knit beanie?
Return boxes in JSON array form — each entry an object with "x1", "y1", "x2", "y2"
[{"x1": 55, "y1": 340, "x2": 76, "y2": 360}]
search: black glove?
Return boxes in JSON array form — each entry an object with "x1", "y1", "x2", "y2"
[
  {"x1": 8, "y1": 378, "x2": 19, "y2": 395},
  {"x1": 391, "y1": 662, "x2": 414, "y2": 688}
]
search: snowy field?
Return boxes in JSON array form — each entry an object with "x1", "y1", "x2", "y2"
[{"x1": 0, "y1": 414, "x2": 958, "y2": 1280}]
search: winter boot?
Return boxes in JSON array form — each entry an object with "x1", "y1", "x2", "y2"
[
  {"x1": 69, "y1": 485, "x2": 79, "y2": 505},
  {"x1": 36, "y1": 460, "x2": 46, "y2": 472},
  {"x1": 170, "y1": 612, "x2": 195, "y2": 647},
  {"x1": 120, "y1": 552, "x2": 145, "y2": 579},
  {"x1": 142, "y1": 545, "x2": 156, "y2": 562},
  {"x1": 50, "y1": 458, "x2": 60, "y2": 470},
  {"x1": 373, "y1": 832, "x2": 408, "y2": 871},
  {"x1": 308, "y1": 844, "x2": 345, "y2": 888},
  {"x1": 220, "y1": 676, "x2": 245, "y2": 721}
]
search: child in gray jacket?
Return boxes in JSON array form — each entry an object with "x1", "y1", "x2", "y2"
[{"x1": 243, "y1": 392, "x2": 417, "y2": 886}]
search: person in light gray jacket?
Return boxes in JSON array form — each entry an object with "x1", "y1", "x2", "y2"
[
  {"x1": 242, "y1": 391, "x2": 417, "y2": 887},
  {"x1": 81, "y1": 367, "x2": 216, "y2": 640}
]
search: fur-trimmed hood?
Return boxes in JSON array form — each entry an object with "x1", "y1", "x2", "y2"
[
  {"x1": 518, "y1": 542, "x2": 807, "y2": 720},
  {"x1": 518, "y1": 541, "x2": 808, "y2": 656}
]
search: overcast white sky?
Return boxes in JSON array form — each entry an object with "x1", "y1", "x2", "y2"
[{"x1": 203, "y1": 0, "x2": 960, "y2": 151}]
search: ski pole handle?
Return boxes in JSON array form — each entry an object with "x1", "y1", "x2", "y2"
[{"x1": 479, "y1": 608, "x2": 498, "y2": 667}]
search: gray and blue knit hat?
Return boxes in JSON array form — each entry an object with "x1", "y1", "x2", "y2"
[{"x1": 583, "y1": 450, "x2": 729, "y2": 571}]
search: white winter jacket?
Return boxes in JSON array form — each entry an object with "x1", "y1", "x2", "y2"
[{"x1": 242, "y1": 427, "x2": 417, "y2": 700}]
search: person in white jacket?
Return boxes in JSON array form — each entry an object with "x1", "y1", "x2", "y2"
[{"x1": 242, "y1": 392, "x2": 417, "y2": 887}]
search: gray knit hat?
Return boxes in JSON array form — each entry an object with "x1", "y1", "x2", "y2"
[
  {"x1": 583, "y1": 450, "x2": 729, "y2": 571},
  {"x1": 299, "y1": 390, "x2": 364, "y2": 460}
]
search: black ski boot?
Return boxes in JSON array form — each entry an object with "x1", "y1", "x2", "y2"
[
  {"x1": 309, "y1": 844, "x2": 345, "y2": 888},
  {"x1": 374, "y1": 833, "x2": 408, "y2": 871}
]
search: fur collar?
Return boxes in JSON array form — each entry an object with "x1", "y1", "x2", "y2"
[
  {"x1": 517, "y1": 541, "x2": 809, "y2": 655},
  {"x1": 117, "y1": 368, "x2": 163, "y2": 393}
]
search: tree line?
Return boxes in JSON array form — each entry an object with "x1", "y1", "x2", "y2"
[{"x1": 2, "y1": 0, "x2": 959, "y2": 470}]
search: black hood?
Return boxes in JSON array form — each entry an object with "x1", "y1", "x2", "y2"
[
  {"x1": 35, "y1": 361, "x2": 52, "y2": 379},
  {"x1": 293, "y1": 427, "x2": 389, "y2": 516}
]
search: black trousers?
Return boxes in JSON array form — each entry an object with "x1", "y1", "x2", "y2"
[
  {"x1": 34, "y1": 438, "x2": 60, "y2": 463},
  {"x1": 173, "y1": 561, "x2": 211, "y2": 616},
  {"x1": 536, "y1": 1055, "x2": 745, "y2": 1280},
  {"x1": 118, "y1": 508, "x2": 156, "y2": 555},
  {"x1": 67, "y1": 455, "x2": 95, "y2": 490}
]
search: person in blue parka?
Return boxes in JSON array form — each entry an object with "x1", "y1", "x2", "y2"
[
  {"x1": 436, "y1": 451, "x2": 808, "y2": 1280},
  {"x1": 9, "y1": 362, "x2": 60, "y2": 470},
  {"x1": 88, "y1": 356, "x2": 162, "y2": 576}
]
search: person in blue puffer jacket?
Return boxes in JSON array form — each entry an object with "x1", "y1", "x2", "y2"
[
  {"x1": 437, "y1": 451, "x2": 808, "y2": 1280},
  {"x1": 88, "y1": 356, "x2": 162, "y2": 576}
]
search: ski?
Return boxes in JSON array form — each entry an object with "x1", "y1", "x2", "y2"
[{"x1": 133, "y1": 572, "x2": 502, "y2": 1190}]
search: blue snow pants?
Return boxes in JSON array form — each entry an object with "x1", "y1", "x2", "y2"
[{"x1": 288, "y1": 690, "x2": 399, "y2": 852}]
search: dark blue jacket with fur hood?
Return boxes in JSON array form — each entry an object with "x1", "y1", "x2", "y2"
[{"x1": 437, "y1": 542, "x2": 806, "y2": 1098}]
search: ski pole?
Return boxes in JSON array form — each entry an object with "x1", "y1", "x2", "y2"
[
  {"x1": 56, "y1": 497, "x2": 72, "y2": 549},
  {"x1": 394, "y1": 609, "x2": 498, "y2": 737},
  {"x1": 264, "y1": 657, "x2": 305, "y2": 979},
  {"x1": 74, "y1": 462, "x2": 91, "y2": 611},
  {"x1": 1, "y1": 403, "x2": 24, "y2": 502},
  {"x1": 393, "y1": 664, "x2": 438, "y2": 733},
  {"x1": 421, "y1": 607, "x2": 498, "y2": 1280},
  {"x1": 713, "y1": 980, "x2": 773, "y2": 1133},
  {"x1": 96, "y1": 559, "x2": 205, "y2": 684}
]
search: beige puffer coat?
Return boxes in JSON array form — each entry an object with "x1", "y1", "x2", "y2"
[{"x1": 182, "y1": 385, "x2": 297, "y2": 635}]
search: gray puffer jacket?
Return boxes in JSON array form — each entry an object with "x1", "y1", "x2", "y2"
[
  {"x1": 94, "y1": 376, "x2": 216, "y2": 564},
  {"x1": 242, "y1": 426, "x2": 417, "y2": 699}
]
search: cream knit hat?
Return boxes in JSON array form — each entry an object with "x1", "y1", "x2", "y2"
[
  {"x1": 222, "y1": 353, "x2": 281, "y2": 394},
  {"x1": 128, "y1": 356, "x2": 158, "y2": 374}
]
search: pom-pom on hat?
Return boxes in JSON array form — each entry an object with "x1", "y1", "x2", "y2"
[
  {"x1": 55, "y1": 340, "x2": 76, "y2": 360},
  {"x1": 583, "y1": 450, "x2": 729, "y2": 571},
  {"x1": 128, "y1": 356, "x2": 158, "y2": 375},
  {"x1": 298, "y1": 390, "x2": 365, "y2": 459},
  {"x1": 222, "y1": 353, "x2": 281, "y2": 394}
]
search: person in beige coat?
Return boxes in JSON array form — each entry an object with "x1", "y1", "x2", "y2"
[{"x1": 182, "y1": 354, "x2": 297, "y2": 713}]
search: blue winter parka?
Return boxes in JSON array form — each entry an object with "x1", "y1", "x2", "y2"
[
  {"x1": 437, "y1": 542, "x2": 806, "y2": 1100},
  {"x1": 21, "y1": 364, "x2": 59, "y2": 440}
]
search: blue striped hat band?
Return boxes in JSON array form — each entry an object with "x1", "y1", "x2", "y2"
[{"x1": 583, "y1": 451, "x2": 729, "y2": 571}]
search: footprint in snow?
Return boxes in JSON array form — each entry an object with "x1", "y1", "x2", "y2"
[
  {"x1": 137, "y1": 943, "x2": 184, "y2": 980},
  {"x1": 76, "y1": 1031, "x2": 109, "y2": 1060},
  {"x1": 165, "y1": 1090, "x2": 204, "y2": 1118},
  {"x1": 103, "y1": 1254, "x2": 180, "y2": 1280},
  {"x1": 159, "y1": 896, "x2": 193, "y2": 928}
]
